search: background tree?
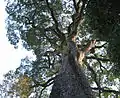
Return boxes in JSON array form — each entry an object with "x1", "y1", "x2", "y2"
[{"x1": 1, "y1": 0, "x2": 120, "y2": 97}]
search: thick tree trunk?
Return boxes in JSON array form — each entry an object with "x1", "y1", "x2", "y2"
[{"x1": 49, "y1": 54, "x2": 95, "y2": 98}]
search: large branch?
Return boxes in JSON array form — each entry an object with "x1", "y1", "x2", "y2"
[
  {"x1": 73, "y1": 0, "x2": 84, "y2": 13},
  {"x1": 68, "y1": 0, "x2": 87, "y2": 37},
  {"x1": 72, "y1": 0, "x2": 77, "y2": 11},
  {"x1": 45, "y1": 0, "x2": 65, "y2": 41},
  {"x1": 76, "y1": 0, "x2": 81, "y2": 13}
]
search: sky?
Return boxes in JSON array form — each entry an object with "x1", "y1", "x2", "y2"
[{"x1": 0, "y1": 1, "x2": 34, "y2": 81}]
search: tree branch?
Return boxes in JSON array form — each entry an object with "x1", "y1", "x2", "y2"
[
  {"x1": 86, "y1": 62, "x2": 104, "y2": 97},
  {"x1": 39, "y1": 81, "x2": 54, "y2": 98},
  {"x1": 44, "y1": 51, "x2": 56, "y2": 68},
  {"x1": 31, "y1": 77, "x2": 55, "y2": 88},
  {"x1": 94, "y1": 54, "x2": 107, "y2": 71},
  {"x1": 45, "y1": 0, "x2": 65, "y2": 41},
  {"x1": 68, "y1": 0, "x2": 87, "y2": 37},
  {"x1": 46, "y1": 54, "x2": 52, "y2": 68},
  {"x1": 45, "y1": 27, "x2": 65, "y2": 40},
  {"x1": 76, "y1": 0, "x2": 81, "y2": 13},
  {"x1": 92, "y1": 87, "x2": 120, "y2": 95},
  {"x1": 86, "y1": 56, "x2": 110, "y2": 62},
  {"x1": 44, "y1": 50, "x2": 61, "y2": 57},
  {"x1": 22, "y1": 16, "x2": 36, "y2": 28},
  {"x1": 44, "y1": 32, "x2": 58, "y2": 46},
  {"x1": 86, "y1": 63, "x2": 100, "y2": 88},
  {"x1": 33, "y1": 77, "x2": 55, "y2": 97},
  {"x1": 72, "y1": 0, "x2": 77, "y2": 11},
  {"x1": 95, "y1": 43, "x2": 107, "y2": 48}
]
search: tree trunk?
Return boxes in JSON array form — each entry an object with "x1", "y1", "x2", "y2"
[
  {"x1": 50, "y1": 56, "x2": 95, "y2": 98},
  {"x1": 49, "y1": 40, "x2": 95, "y2": 98}
]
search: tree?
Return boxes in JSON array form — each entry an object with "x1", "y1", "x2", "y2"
[{"x1": 1, "y1": 0, "x2": 120, "y2": 97}]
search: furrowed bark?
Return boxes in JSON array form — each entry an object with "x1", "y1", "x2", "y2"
[{"x1": 50, "y1": 40, "x2": 95, "y2": 98}]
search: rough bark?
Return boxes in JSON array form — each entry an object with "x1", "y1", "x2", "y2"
[{"x1": 49, "y1": 41, "x2": 95, "y2": 98}]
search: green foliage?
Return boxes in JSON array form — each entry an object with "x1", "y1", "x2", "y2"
[
  {"x1": 1, "y1": 0, "x2": 120, "y2": 97},
  {"x1": 12, "y1": 75, "x2": 32, "y2": 97},
  {"x1": 85, "y1": 0, "x2": 120, "y2": 75}
]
